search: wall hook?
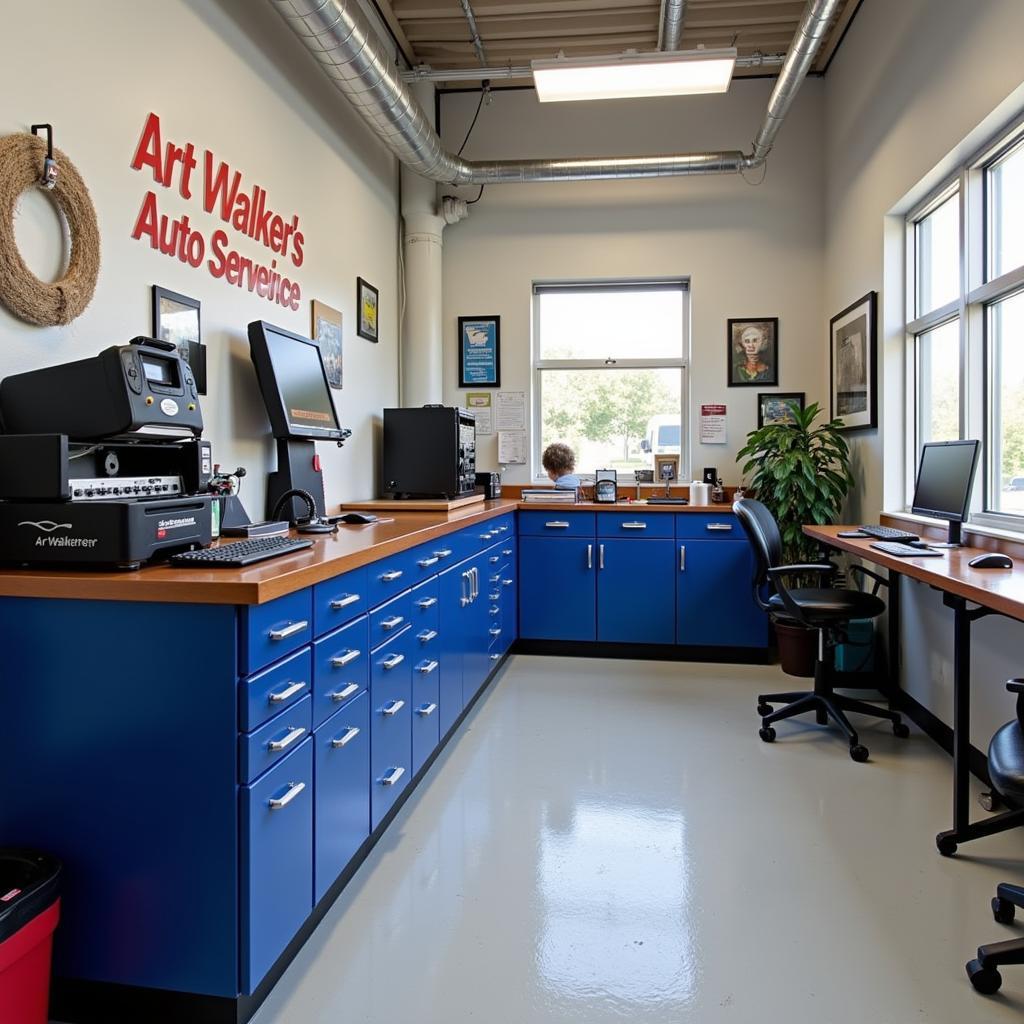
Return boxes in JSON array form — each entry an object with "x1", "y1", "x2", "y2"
[{"x1": 30, "y1": 123, "x2": 58, "y2": 190}]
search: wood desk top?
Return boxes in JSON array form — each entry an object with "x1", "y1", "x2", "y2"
[
  {"x1": 804, "y1": 524, "x2": 1024, "y2": 624},
  {"x1": 517, "y1": 501, "x2": 736, "y2": 512}
]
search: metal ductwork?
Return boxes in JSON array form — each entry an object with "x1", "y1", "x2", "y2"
[
  {"x1": 659, "y1": 0, "x2": 687, "y2": 51},
  {"x1": 270, "y1": 0, "x2": 841, "y2": 185}
]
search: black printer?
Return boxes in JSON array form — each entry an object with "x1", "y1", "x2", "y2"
[{"x1": 0, "y1": 337, "x2": 214, "y2": 569}]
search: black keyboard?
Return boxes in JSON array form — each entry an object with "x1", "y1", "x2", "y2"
[
  {"x1": 646, "y1": 497, "x2": 689, "y2": 505},
  {"x1": 870, "y1": 541, "x2": 943, "y2": 558},
  {"x1": 859, "y1": 524, "x2": 918, "y2": 542},
  {"x1": 170, "y1": 537, "x2": 314, "y2": 568}
]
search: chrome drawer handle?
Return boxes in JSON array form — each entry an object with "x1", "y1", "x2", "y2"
[
  {"x1": 269, "y1": 620, "x2": 308, "y2": 641},
  {"x1": 382, "y1": 699, "x2": 405, "y2": 716},
  {"x1": 416, "y1": 597, "x2": 438, "y2": 609},
  {"x1": 622, "y1": 522, "x2": 647, "y2": 529},
  {"x1": 380, "y1": 570, "x2": 404, "y2": 581},
  {"x1": 489, "y1": 592, "x2": 500, "y2": 601},
  {"x1": 680, "y1": 545, "x2": 686, "y2": 571},
  {"x1": 498, "y1": 525, "x2": 509, "y2": 532},
  {"x1": 490, "y1": 573, "x2": 500, "y2": 583},
  {"x1": 380, "y1": 766, "x2": 405, "y2": 786},
  {"x1": 330, "y1": 649, "x2": 361, "y2": 668},
  {"x1": 489, "y1": 626, "x2": 501, "y2": 637},
  {"x1": 545, "y1": 521, "x2": 570, "y2": 528},
  {"x1": 416, "y1": 703, "x2": 438, "y2": 717},
  {"x1": 381, "y1": 653, "x2": 405, "y2": 670},
  {"x1": 329, "y1": 682, "x2": 360, "y2": 702},
  {"x1": 706, "y1": 523, "x2": 733, "y2": 532},
  {"x1": 418, "y1": 556, "x2": 439, "y2": 568},
  {"x1": 502, "y1": 578, "x2": 513, "y2": 586},
  {"x1": 418, "y1": 628, "x2": 438, "y2": 643},
  {"x1": 502, "y1": 548, "x2": 512, "y2": 555},
  {"x1": 329, "y1": 594, "x2": 360, "y2": 610},
  {"x1": 490, "y1": 653, "x2": 501, "y2": 661},
  {"x1": 268, "y1": 680, "x2": 306, "y2": 704},
  {"x1": 434, "y1": 548, "x2": 453, "y2": 558},
  {"x1": 267, "y1": 725, "x2": 305, "y2": 752},
  {"x1": 268, "y1": 781, "x2": 305, "y2": 810},
  {"x1": 489, "y1": 555, "x2": 500, "y2": 563},
  {"x1": 489, "y1": 606, "x2": 500, "y2": 616},
  {"x1": 380, "y1": 615, "x2": 404, "y2": 630},
  {"x1": 331, "y1": 726, "x2": 360, "y2": 748},
  {"x1": 417, "y1": 659, "x2": 439, "y2": 674}
]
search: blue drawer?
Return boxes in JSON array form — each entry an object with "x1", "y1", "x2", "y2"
[
  {"x1": 412, "y1": 664, "x2": 440, "y2": 775},
  {"x1": 427, "y1": 529, "x2": 475, "y2": 568},
  {"x1": 406, "y1": 542, "x2": 448, "y2": 584},
  {"x1": 240, "y1": 589, "x2": 313, "y2": 676},
  {"x1": 474, "y1": 514, "x2": 514, "y2": 548},
  {"x1": 675, "y1": 513, "x2": 740, "y2": 539},
  {"x1": 240, "y1": 696, "x2": 312, "y2": 783},
  {"x1": 598, "y1": 512, "x2": 674, "y2": 538},
  {"x1": 369, "y1": 589, "x2": 412, "y2": 651},
  {"x1": 370, "y1": 628, "x2": 414, "y2": 829},
  {"x1": 314, "y1": 692, "x2": 370, "y2": 903},
  {"x1": 241, "y1": 738, "x2": 313, "y2": 994},
  {"x1": 240, "y1": 647, "x2": 312, "y2": 732},
  {"x1": 518, "y1": 511, "x2": 595, "y2": 537},
  {"x1": 312, "y1": 615, "x2": 369, "y2": 727},
  {"x1": 410, "y1": 577, "x2": 440, "y2": 632},
  {"x1": 366, "y1": 549, "x2": 416, "y2": 606},
  {"x1": 313, "y1": 566, "x2": 368, "y2": 638}
]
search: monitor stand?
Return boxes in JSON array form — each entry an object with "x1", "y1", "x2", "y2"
[
  {"x1": 928, "y1": 520, "x2": 964, "y2": 549},
  {"x1": 266, "y1": 438, "x2": 326, "y2": 523}
]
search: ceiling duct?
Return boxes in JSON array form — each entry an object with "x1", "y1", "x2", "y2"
[
  {"x1": 269, "y1": 0, "x2": 841, "y2": 185},
  {"x1": 659, "y1": 0, "x2": 688, "y2": 51}
]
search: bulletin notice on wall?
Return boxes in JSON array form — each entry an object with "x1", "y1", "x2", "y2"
[
  {"x1": 498, "y1": 431, "x2": 527, "y2": 464},
  {"x1": 700, "y1": 404, "x2": 728, "y2": 444},
  {"x1": 465, "y1": 393, "x2": 494, "y2": 434},
  {"x1": 495, "y1": 391, "x2": 526, "y2": 431}
]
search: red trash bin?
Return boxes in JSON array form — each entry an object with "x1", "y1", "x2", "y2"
[{"x1": 0, "y1": 849, "x2": 61, "y2": 1024}]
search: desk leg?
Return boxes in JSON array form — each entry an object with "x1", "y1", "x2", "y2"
[{"x1": 887, "y1": 571, "x2": 900, "y2": 709}]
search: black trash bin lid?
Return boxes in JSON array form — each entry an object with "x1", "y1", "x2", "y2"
[{"x1": 0, "y1": 848, "x2": 61, "y2": 944}]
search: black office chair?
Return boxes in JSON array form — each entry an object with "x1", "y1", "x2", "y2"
[
  {"x1": 734, "y1": 498, "x2": 908, "y2": 762},
  {"x1": 967, "y1": 678, "x2": 1024, "y2": 994}
]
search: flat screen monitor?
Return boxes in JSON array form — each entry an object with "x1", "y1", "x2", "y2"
[
  {"x1": 911, "y1": 439, "x2": 980, "y2": 543},
  {"x1": 248, "y1": 321, "x2": 343, "y2": 441}
]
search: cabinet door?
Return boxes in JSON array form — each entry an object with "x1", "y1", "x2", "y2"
[
  {"x1": 518, "y1": 537, "x2": 596, "y2": 641},
  {"x1": 597, "y1": 539, "x2": 675, "y2": 644},
  {"x1": 438, "y1": 563, "x2": 468, "y2": 738},
  {"x1": 676, "y1": 540, "x2": 768, "y2": 647},
  {"x1": 411, "y1": 655, "x2": 441, "y2": 775},
  {"x1": 370, "y1": 629, "x2": 414, "y2": 830},
  {"x1": 462, "y1": 553, "x2": 490, "y2": 707}
]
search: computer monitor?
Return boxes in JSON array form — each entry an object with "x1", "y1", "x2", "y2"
[{"x1": 911, "y1": 439, "x2": 981, "y2": 546}]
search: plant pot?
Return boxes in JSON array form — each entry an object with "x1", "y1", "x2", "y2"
[{"x1": 774, "y1": 620, "x2": 816, "y2": 677}]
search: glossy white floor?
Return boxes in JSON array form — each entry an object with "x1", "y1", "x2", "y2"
[{"x1": 252, "y1": 655, "x2": 1024, "y2": 1024}]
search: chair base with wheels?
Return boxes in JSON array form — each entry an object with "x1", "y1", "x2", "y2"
[{"x1": 967, "y1": 884, "x2": 1024, "y2": 994}]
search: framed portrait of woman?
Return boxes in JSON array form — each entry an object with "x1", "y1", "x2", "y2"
[{"x1": 727, "y1": 318, "x2": 779, "y2": 387}]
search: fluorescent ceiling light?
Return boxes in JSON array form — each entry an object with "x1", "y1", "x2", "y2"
[{"x1": 531, "y1": 48, "x2": 737, "y2": 103}]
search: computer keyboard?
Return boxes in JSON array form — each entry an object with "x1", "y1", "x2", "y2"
[
  {"x1": 870, "y1": 541, "x2": 943, "y2": 558},
  {"x1": 169, "y1": 536, "x2": 314, "y2": 568},
  {"x1": 859, "y1": 524, "x2": 919, "y2": 542}
]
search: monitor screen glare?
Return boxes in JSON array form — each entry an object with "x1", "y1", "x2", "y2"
[
  {"x1": 264, "y1": 328, "x2": 340, "y2": 436},
  {"x1": 912, "y1": 440, "x2": 980, "y2": 521}
]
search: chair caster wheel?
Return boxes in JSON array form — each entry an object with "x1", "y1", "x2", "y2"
[
  {"x1": 966, "y1": 959, "x2": 1002, "y2": 995},
  {"x1": 757, "y1": 702, "x2": 773, "y2": 717},
  {"x1": 850, "y1": 744, "x2": 869, "y2": 762},
  {"x1": 936, "y1": 834, "x2": 958, "y2": 857},
  {"x1": 759, "y1": 727, "x2": 776, "y2": 743},
  {"x1": 993, "y1": 896, "x2": 1016, "y2": 925},
  {"x1": 979, "y1": 790, "x2": 1002, "y2": 812},
  {"x1": 893, "y1": 721, "x2": 910, "y2": 738}
]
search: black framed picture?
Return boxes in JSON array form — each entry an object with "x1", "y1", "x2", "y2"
[
  {"x1": 357, "y1": 277, "x2": 379, "y2": 342},
  {"x1": 151, "y1": 285, "x2": 206, "y2": 394},
  {"x1": 727, "y1": 318, "x2": 779, "y2": 387},
  {"x1": 757, "y1": 392, "x2": 805, "y2": 428},
  {"x1": 458, "y1": 315, "x2": 501, "y2": 388},
  {"x1": 830, "y1": 291, "x2": 877, "y2": 430}
]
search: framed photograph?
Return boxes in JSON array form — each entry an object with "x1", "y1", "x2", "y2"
[
  {"x1": 357, "y1": 277, "x2": 379, "y2": 342},
  {"x1": 830, "y1": 291, "x2": 877, "y2": 430},
  {"x1": 727, "y1": 318, "x2": 779, "y2": 387},
  {"x1": 654, "y1": 454, "x2": 679, "y2": 483},
  {"x1": 758, "y1": 392, "x2": 805, "y2": 428},
  {"x1": 458, "y1": 315, "x2": 501, "y2": 388},
  {"x1": 311, "y1": 299, "x2": 343, "y2": 389},
  {"x1": 151, "y1": 285, "x2": 205, "y2": 394}
]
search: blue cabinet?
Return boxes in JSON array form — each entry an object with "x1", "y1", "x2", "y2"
[
  {"x1": 518, "y1": 536, "x2": 596, "y2": 641},
  {"x1": 411, "y1": 654, "x2": 441, "y2": 774},
  {"x1": 369, "y1": 627, "x2": 414, "y2": 829},
  {"x1": 438, "y1": 562, "x2": 468, "y2": 738},
  {"x1": 597, "y1": 539, "x2": 675, "y2": 644}
]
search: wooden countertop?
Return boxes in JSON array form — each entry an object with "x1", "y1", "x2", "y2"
[
  {"x1": 804, "y1": 524, "x2": 1024, "y2": 624},
  {"x1": 518, "y1": 501, "x2": 735, "y2": 512}
]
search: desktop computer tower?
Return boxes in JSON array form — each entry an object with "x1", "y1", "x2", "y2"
[{"x1": 383, "y1": 406, "x2": 476, "y2": 499}]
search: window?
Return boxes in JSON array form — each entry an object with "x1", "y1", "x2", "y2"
[{"x1": 532, "y1": 281, "x2": 688, "y2": 479}]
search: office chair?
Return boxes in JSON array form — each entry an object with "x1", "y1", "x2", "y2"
[
  {"x1": 966, "y1": 678, "x2": 1024, "y2": 994},
  {"x1": 733, "y1": 498, "x2": 908, "y2": 762}
]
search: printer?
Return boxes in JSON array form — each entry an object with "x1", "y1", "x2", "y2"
[{"x1": 0, "y1": 337, "x2": 214, "y2": 569}]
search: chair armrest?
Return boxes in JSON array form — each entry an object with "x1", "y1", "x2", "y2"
[
  {"x1": 766, "y1": 563, "x2": 837, "y2": 579},
  {"x1": 849, "y1": 564, "x2": 889, "y2": 594},
  {"x1": 1006, "y1": 679, "x2": 1024, "y2": 695}
]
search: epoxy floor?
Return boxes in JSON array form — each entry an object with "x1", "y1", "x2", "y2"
[{"x1": 252, "y1": 656, "x2": 1024, "y2": 1024}]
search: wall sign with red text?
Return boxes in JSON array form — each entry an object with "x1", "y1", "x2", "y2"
[{"x1": 129, "y1": 112, "x2": 304, "y2": 310}]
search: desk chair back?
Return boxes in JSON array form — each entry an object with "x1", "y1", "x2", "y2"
[{"x1": 733, "y1": 498, "x2": 783, "y2": 609}]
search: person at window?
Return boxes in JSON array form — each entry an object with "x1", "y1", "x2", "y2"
[
  {"x1": 733, "y1": 324, "x2": 773, "y2": 383},
  {"x1": 542, "y1": 443, "x2": 581, "y2": 490}
]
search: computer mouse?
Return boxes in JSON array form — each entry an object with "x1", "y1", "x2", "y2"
[
  {"x1": 340, "y1": 512, "x2": 378, "y2": 525},
  {"x1": 968, "y1": 553, "x2": 1013, "y2": 569}
]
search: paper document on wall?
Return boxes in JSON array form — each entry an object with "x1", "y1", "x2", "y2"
[
  {"x1": 465, "y1": 393, "x2": 494, "y2": 434},
  {"x1": 498, "y1": 430, "x2": 527, "y2": 464},
  {"x1": 495, "y1": 391, "x2": 526, "y2": 431},
  {"x1": 700, "y1": 404, "x2": 727, "y2": 444}
]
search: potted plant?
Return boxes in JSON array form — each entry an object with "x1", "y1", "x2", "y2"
[{"x1": 736, "y1": 402, "x2": 854, "y2": 675}]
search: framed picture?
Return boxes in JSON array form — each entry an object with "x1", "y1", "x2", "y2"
[
  {"x1": 758, "y1": 392, "x2": 805, "y2": 428},
  {"x1": 357, "y1": 277, "x2": 379, "y2": 342},
  {"x1": 727, "y1": 317, "x2": 779, "y2": 387},
  {"x1": 151, "y1": 285, "x2": 205, "y2": 394},
  {"x1": 311, "y1": 299, "x2": 343, "y2": 389},
  {"x1": 458, "y1": 315, "x2": 501, "y2": 388},
  {"x1": 830, "y1": 291, "x2": 877, "y2": 430},
  {"x1": 654, "y1": 454, "x2": 679, "y2": 483}
]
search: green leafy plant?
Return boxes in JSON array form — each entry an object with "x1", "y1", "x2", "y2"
[{"x1": 736, "y1": 402, "x2": 854, "y2": 565}]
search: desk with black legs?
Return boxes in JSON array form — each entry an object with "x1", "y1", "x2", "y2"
[{"x1": 804, "y1": 523, "x2": 1024, "y2": 856}]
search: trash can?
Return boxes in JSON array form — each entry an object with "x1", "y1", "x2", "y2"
[{"x1": 0, "y1": 849, "x2": 61, "y2": 1024}]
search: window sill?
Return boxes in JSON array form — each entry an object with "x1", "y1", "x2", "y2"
[{"x1": 881, "y1": 509, "x2": 1024, "y2": 546}]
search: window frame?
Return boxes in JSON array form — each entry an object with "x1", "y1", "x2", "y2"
[{"x1": 531, "y1": 279, "x2": 690, "y2": 483}]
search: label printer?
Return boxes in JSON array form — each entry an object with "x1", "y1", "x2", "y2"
[{"x1": 0, "y1": 337, "x2": 214, "y2": 569}]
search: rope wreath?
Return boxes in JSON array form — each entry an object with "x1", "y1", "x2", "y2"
[{"x1": 0, "y1": 133, "x2": 100, "y2": 325}]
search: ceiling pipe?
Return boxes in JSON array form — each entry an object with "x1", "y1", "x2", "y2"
[
  {"x1": 659, "y1": 0, "x2": 687, "y2": 51},
  {"x1": 457, "y1": 0, "x2": 488, "y2": 67},
  {"x1": 269, "y1": 0, "x2": 841, "y2": 184}
]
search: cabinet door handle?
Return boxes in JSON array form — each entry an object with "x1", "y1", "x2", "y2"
[
  {"x1": 382, "y1": 699, "x2": 405, "y2": 715},
  {"x1": 267, "y1": 725, "x2": 305, "y2": 752},
  {"x1": 268, "y1": 680, "x2": 306, "y2": 704},
  {"x1": 268, "y1": 781, "x2": 306, "y2": 810},
  {"x1": 706, "y1": 523, "x2": 733, "y2": 532},
  {"x1": 599, "y1": 543, "x2": 605, "y2": 570},
  {"x1": 416, "y1": 703, "x2": 438, "y2": 717},
  {"x1": 330, "y1": 649, "x2": 361, "y2": 668},
  {"x1": 417, "y1": 659, "x2": 439, "y2": 674},
  {"x1": 490, "y1": 653, "x2": 501, "y2": 661},
  {"x1": 680, "y1": 545, "x2": 686, "y2": 571},
  {"x1": 470, "y1": 567, "x2": 479, "y2": 601},
  {"x1": 489, "y1": 592, "x2": 500, "y2": 601},
  {"x1": 380, "y1": 615, "x2": 405, "y2": 631},
  {"x1": 418, "y1": 628, "x2": 438, "y2": 643},
  {"x1": 502, "y1": 548, "x2": 512, "y2": 556},
  {"x1": 622, "y1": 522, "x2": 647, "y2": 529},
  {"x1": 434, "y1": 548, "x2": 453, "y2": 558},
  {"x1": 587, "y1": 543, "x2": 593, "y2": 569},
  {"x1": 380, "y1": 569, "x2": 404, "y2": 581},
  {"x1": 417, "y1": 556, "x2": 439, "y2": 568},
  {"x1": 380, "y1": 766, "x2": 406, "y2": 786},
  {"x1": 489, "y1": 555, "x2": 500, "y2": 563},
  {"x1": 545, "y1": 521, "x2": 570, "y2": 528},
  {"x1": 329, "y1": 593, "x2": 360, "y2": 610},
  {"x1": 489, "y1": 626, "x2": 502, "y2": 637},
  {"x1": 329, "y1": 682, "x2": 360, "y2": 702},
  {"x1": 416, "y1": 597, "x2": 438, "y2": 609},
  {"x1": 502, "y1": 578, "x2": 513, "y2": 587},
  {"x1": 381, "y1": 654, "x2": 405, "y2": 671},
  {"x1": 490, "y1": 573, "x2": 501, "y2": 583},
  {"x1": 269, "y1": 620, "x2": 308, "y2": 641},
  {"x1": 331, "y1": 726, "x2": 361, "y2": 748},
  {"x1": 460, "y1": 570, "x2": 471, "y2": 607},
  {"x1": 489, "y1": 606, "x2": 500, "y2": 616}
]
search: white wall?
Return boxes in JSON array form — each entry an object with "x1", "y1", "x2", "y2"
[
  {"x1": 0, "y1": 0, "x2": 399, "y2": 513},
  {"x1": 823, "y1": 0, "x2": 1024, "y2": 748},
  {"x1": 439, "y1": 81, "x2": 826, "y2": 485}
]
